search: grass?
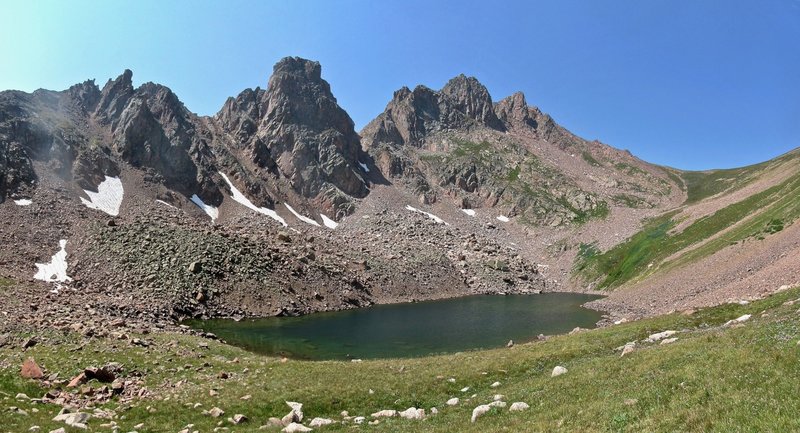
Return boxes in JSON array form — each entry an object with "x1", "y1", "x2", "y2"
[
  {"x1": 0, "y1": 277, "x2": 13, "y2": 288},
  {"x1": 3, "y1": 288, "x2": 800, "y2": 432},
  {"x1": 581, "y1": 151, "x2": 601, "y2": 167},
  {"x1": 579, "y1": 164, "x2": 800, "y2": 288}
]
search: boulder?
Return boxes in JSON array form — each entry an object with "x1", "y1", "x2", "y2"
[
  {"x1": 551, "y1": 366, "x2": 568, "y2": 377},
  {"x1": 370, "y1": 409, "x2": 397, "y2": 418},
  {"x1": 308, "y1": 418, "x2": 333, "y2": 427},
  {"x1": 20, "y1": 358, "x2": 44, "y2": 379},
  {"x1": 509, "y1": 402, "x2": 529, "y2": 412},
  {"x1": 446, "y1": 397, "x2": 459, "y2": 406},
  {"x1": 281, "y1": 423, "x2": 312, "y2": 433},
  {"x1": 471, "y1": 404, "x2": 491, "y2": 422},
  {"x1": 398, "y1": 407, "x2": 425, "y2": 420},
  {"x1": 645, "y1": 330, "x2": 677, "y2": 343}
]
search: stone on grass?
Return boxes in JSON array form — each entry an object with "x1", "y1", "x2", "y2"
[
  {"x1": 489, "y1": 401, "x2": 507, "y2": 408},
  {"x1": 446, "y1": 397, "x2": 459, "y2": 406},
  {"x1": 48, "y1": 429, "x2": 66, "y2": 433},
  {"x1": 208, "y1": 407, "x2": 225, "y2": 418},
  {"x1": 551, "y1": 366, "x2": 568, "y2": 377},
  {"x1": 282, "y1": 423, "x2": 312, "y2": 433},
  {"x1": 20, "y1": 358, "x2": 44, "y2": 379},
  {"x1": 471, "y1": 404, "x2": 491, "y2": 422},
  {"x1": 645, "y1": 330, "x2": 677, "y2": 343},
  {"x1": 509, "y1": 402, "x2": 529, "y2": 412},
  {"x1": 493, "y1": 394, "x2": 505, "y2": 401},
  {"x1": 52, "y1": 412, "x2": 90, "y2": 429},
  {"x1": 308, "y1": 418, "x2": 333, "y2": 427},
  {"x1": 660, "y1": 337, "x2": 678, "y2": 345},
  {"x1": 399, "y1": 407, "x2": 425, "y2": 420},
  {"x1": 619, "y1": 342, "x2": 636, "y2": 358},
  {"x1": 370, "y1": 409, "x2": 397, "y2": 418},
  {"x1": 232, "y1": 414, "x2": 248, "y2": 424},
  {"x1": 724, "y1": 314, "x2": 752, "y2": 327},
  {"x1": 353, "y1": 416, "x2": 365, "y2": 424},
  {"x1": 490, "y1": 381, "x2": 501, "y2": 388},
  {"x1": 285, "y1": 401, "x2": 304, "y2": 422}
]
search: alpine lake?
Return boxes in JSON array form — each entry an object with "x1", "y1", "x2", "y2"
[{"x1": 188, "y1": 293, "x2": 603, "y2": 360}]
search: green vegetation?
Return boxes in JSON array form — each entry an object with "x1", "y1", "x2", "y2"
[
  {"x1": 4, "y1": 288, "x2": 800, "y2": 432},
  {"x1": 611, "y1": 194, "x2": 651, "y2": 209},
  {"x1": 507, "y1": 165, "x2": 521, "y2": 182},
  {"x1": 574, "y1": 242, "x2": 600, "y2": 271},
  {"x1": 0, "y1": 277, "x2": 13, "y2": 287},
  {"x1": 580, "y1": 164, "x2": 800, "y2": 288},
  {"x1": 680, "y1": 149, "x2": 799, "y2": 204},
  {"x1": 581, "y1": 151, "x2": 601, "y2": 167},
  {"x1": 451, "y1": 139, "x2": 491, "y2": 158},
  {"x1": 614, "y1": 162, "x2": 648, "y2": 177}
]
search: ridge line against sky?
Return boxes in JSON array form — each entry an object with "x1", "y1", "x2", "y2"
[{"x1": 1, "y1": 0, "x2": 798, "y2": 171}]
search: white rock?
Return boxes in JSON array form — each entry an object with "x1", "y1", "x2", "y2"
[
  {"x1": 430, "y1": 407, "x2": 438, "y2": 415},
  {"x1": 281, "y1": 423, "x2": 312, "y2": 433},
  {"x1": 53, "y1": 412, "x2": 90, "y2": 428},
  {"x1": 551, "y1": 366, "x2": 568, "y2": 377},
  {"x1": 398, "y1": 407, "x2": 425, "y2": 420},
  {"x1": 490, "y1": 381, "x2": 501, "y2": 388},
  {"x1": 724, "y1": 314, "x2": 752, "y2": 327},
  {"x1": 460, "y1": 386, "x2": 470, "y2": 392},
  {"x1": 370, "y1": 410, "x2": 397, "y2": 418},
  {"x1": 488, "y1": 401, "x2": 506, "y2": 408},
  {"x1": 353, "y1": 416, "x2": 365, "y2": 424},
  {"x1": 284, "y1": 401, "x2": 304, "y2": 422},
  {"x1": 645, "y1": 330, "x2": 677, "y2": 343},
  {"x1": 447, "y1": 377, "x2": 456, "y2": 383},
  {"x1": 620, "y1": 342, "x2": 636, "y2": 357},
  {"x1": 471, "y1": 404, "x2": 491, "y2": 423},
  {"x1": 660, "y1": 337, "x2": 678, "y2": 345},
  {"x1": 446, "y1": 397, "x2": 459, "y2": 406},
  {"x1": 493, "y1": 394, "x2": 505, "y2": 401},
  {"x1": 48, "y1": 429, "x2": 66, "y2": 433},
  {"x1": 509, "y1": 402, "x2": 529, "y2": 412},
  {"x1": 308, "y1": 418, "x2": 333, "y2": 428}
]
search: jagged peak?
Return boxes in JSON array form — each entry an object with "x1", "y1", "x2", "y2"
[{"x1": 272, "y1": 56, "x2": 322, "y2": 82}]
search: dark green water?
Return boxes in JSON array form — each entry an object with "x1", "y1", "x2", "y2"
[{"x1": 189, "y1": 293, "x2": 603, "y2": 360}]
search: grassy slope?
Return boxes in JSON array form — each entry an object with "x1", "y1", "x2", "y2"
[
  {"x1": 3, "y1": 288, "x2": 800, "y2": 432},
  {"x1": 578, "y1": 151, "x2": 800, "y2": 288}
]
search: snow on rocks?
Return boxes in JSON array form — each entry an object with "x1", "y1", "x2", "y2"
[
  {"x1": 496, "y1": 215, "x2": 510, "y2": 222},
  {"x1": 285, "y1": 204, "x2": 321, "y2": 227},
  {"x1": 308, "y1": 417, "x2": 333, "y2": 427},
  {"x1": 219, "y1": 172, "x2": 286, "y2": 226},
  {"x1": 724, "y1": 314, "x2": 752, "y2": 327},
  {"x1": 446, "y1": 397, "x2": 460, "y2": 406},
  {"x1": 282, "y1": 423, "x2": 312, "y2": 433},
  {"x1": 405, "y1": 205, "x2": 449, "y2": 225},
  {"x1": 509, "y1": 402, "x2": 530, "y2": 412},
  {"x1": 190, "y1": 194, "x2": 219, "y2": 222},
  {"x1": 34, "y1": 240, "x2": 71, "y2": 284},
  {"x1": 320, "y1": 214, "x2": 338, "y2": 229},
  {"x1": 358, "y1": 162, "x2": 370, "y2": 172},
  {"x1": 471, "y1": 404, "x2": 492, "y2": 422},
  {"x1": 398, "y1": 407, "x2": 426, "y2": 420},
  {"x1": 13, "y1": 198, "x2": 32, "y2": 206},
  {"x1": 551, "y1": 366, "x2": 568, "y2": 377},
  {"x1": 80, "y1": 176, "x2": 124, "y2": 216},
  {"x1": 155, "y1": 199, "x2": 177, "y2": 209},
  {"x1": 461, "y1": 208, "x2": 476, "y2": 216},
  {"x1": 644, "y1": 330, "x2": 678, "y2": 343}
]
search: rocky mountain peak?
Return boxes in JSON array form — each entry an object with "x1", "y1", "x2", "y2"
[
  {"x1": 95, "y1": 69, "x2": 135, "y2": 128},
  {"x1": 495, "y1": 91, "x2": 535, "y2": 129},
  {"x1": 272, "y1": 56, "x2": 323, "y2": 82},
  {"x1": 441, "y1": 74, "x2": 503, "y2": 130}
]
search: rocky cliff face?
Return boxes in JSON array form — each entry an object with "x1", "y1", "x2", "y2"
[
  {"x1": 0, "y1": 57, "x2": 372, "y2": 218},
  {"x1": 361, "y1": 74, "x2": 681, "y2": 225}
]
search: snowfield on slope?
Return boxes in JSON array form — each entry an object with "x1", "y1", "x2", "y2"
[
  {"x1": 406, "y1": 205, "x2": 449, "y2": 225},
  {"x1": 190, "y1": 194, "x2": 219, "y2": 222},
  {"x1": 80, "y1": 176, "x2": 124, "y2": 216},
  {"x1": 219, "y1": 172, "x2": 287, "y2": 226},
  {"x1": 320, "y1": 214, "x2": 339, "y2": 229},
  {"x1": 34, "y1": 239, "x2": 71, "y2": 284},
  {"x1": 461, "y1": 209, "x2": 476, "y2": 216},
  {"x1": 14, "y1": 198, "x2": 32, "y2": 206},
  {"x1": 285, "y1": 203, "x2": 320, "y2": 227}
]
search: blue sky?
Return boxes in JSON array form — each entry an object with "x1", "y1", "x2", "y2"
[{"x1": 1, "y1": 0, "x2": 798, "y2": 170}]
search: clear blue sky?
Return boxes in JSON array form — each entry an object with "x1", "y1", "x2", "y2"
[{"x1": 1, "y1": 0, "x2": 798, "y2": 170}]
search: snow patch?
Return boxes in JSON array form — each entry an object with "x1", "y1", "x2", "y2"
[
  {"x1": 358, "y1": 162, "x2": 370, "y2": 173},
  {"x1": 461, "y1": 209, "x2": 476, "y2": 216},
  {"x1": 155, "y1": 199, "x2": 177, "y2": 209},
  {"x1": 80, "y1": 176, "x2": 124, "y2": 216},
  {"x1": 285, "y1": 204, "x2": 320, "y2": 227},
  {"x1": 405, "y1": 205, "x2": 449, "y2": 225},
  {"x1": 219, "y1": 172, "x2": 287, "y2": 226},
  {"x1": 320, "y1": 214, "x2": 339, "y2": 229},
  {"x1": 190, "y1": 194, "x2": 219, "y2": 222},
  {"x1": 34, "y1": 240, "x2": 71, "y2": 284},
  {"x1": 496, "y1": 215, "x2": 510, "y2": 222},
  {"x1": 14, "y1": 199, "x2": 32, "y2": 206}
]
